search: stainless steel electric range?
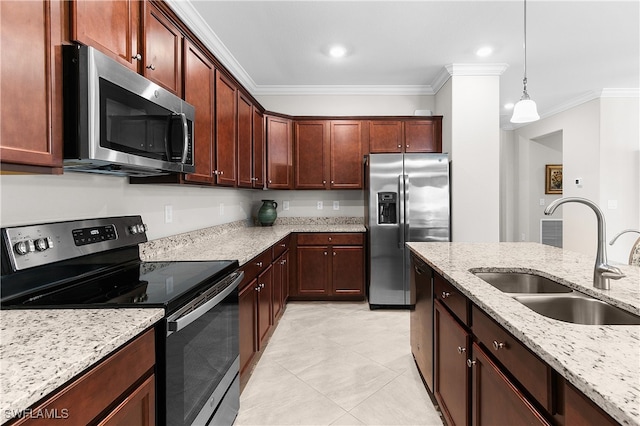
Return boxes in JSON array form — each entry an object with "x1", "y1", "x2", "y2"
[{"x1": 1, "y1": 216, "x2": 243, "y2": 426}]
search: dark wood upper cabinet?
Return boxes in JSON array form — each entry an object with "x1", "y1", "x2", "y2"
[
  {"x1": 143, "y1": 1, "x2": 183, "y2": 96},
  {"x1": 330, "y1": 120, "x2": 364, "y2": 189},
  {"x1": 369, "y1": 121, "x2": 403, "y2": 153},
  {"x1": 215, "y1": 70, "x2": 237, "y2": 186},
  {"x1": 266, "y1": 116, "x2": 293, "y2": 189},
  {"x1": 1, "y1": 0, "x2": 64, "y2": 171},
  {"x1": 368, "y1": 118, "x2": 442, "y2": 154},
  {"x1": 294, "y1": 121, "x2": 329, "y2": 189},
  {"x1": 405, "y1": 119, "x2": 442, "y2": 153},
  {"x1": 71, "y1": 0, "x2": 141, "y2": 72},
  {"x1": 237, "y1": 92, "x2": 253, "y2": 188},
  {"x1": 182, "y1": 40, "x2": 215, "y2": 185},
  {"x1": 252, "y1": 109, "x2": 265, "y2": 189}
]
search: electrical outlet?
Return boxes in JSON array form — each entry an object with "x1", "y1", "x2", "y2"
[
  {"x1": 333, "y1": 201, "x2": 339, "y2": 210},
  {"x1": 521, "y1": 233, "x2": 526, "y2": 241},
  {"x1": 219, "y1": 203, "x2": 224, "y2": 216},
  {"x1": 317, "y1": 201, "x2": 323, "y2": 210},
  {"x1": 164, "y1": 205, "x2": 173, "y2": 223},
  {"x1": 283, "y1": 200, "x2": 290, "y2": 211}
]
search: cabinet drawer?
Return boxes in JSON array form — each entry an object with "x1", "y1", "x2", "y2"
[
  {"x1": 434, "y1": 274, "x2": 469, "y2": 325},
  {"x1": 240, "y1": 250, "x2": 273, "y2": 289},
  {"x1": 272, "y1": 235, "x2": 291, "y2": 258},
  {"x1": 472, "y1": 305, "x2": 550, "y2": 410},
  {"x1": 297, "y1": 233, "x2": 363, "y2": 246}
]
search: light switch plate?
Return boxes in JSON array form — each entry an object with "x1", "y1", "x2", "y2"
[
  {"x1": 539, "y1": 199, "x2": 545, "y2": 206},
  {"x1": 283, "y1": 200, "x2": 290, "y2": 211},
  {"x1": 608, "y1": 200, "x2": 618, "y2": 210},
  {"x1": 219, "y1": 203, "x2": 224, "y2": 216},
  {"x1": 333, "y1": 201, "x2": 339, "y2": 210},
  {"x1": 317, "y1": 201, "x2": 323, "y2": 210},
  {"x1": 164, "y1": 205, "x2": 173, "y2": 223}
]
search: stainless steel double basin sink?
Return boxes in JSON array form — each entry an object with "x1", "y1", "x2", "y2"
[{"x1": 472, "y1": 271, "x2": 640, "y2": 325}]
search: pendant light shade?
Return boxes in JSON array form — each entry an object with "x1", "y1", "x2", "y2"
[{"x1": 511, "y1": 0, "x2": 539, "y2": 124}]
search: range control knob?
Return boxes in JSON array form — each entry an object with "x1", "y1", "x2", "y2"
[
  {"x1": 136, "y1": 224, "x2": 145, "y2": 233},
  {"x1": 129, "y1": 225, "x2": 139, "y2": 235},
  {"x1": 34, "y1": 238, "x2": 48, "y2": 251},
  {"x1": 14, "y1": 241, "x2": 28, "y2": 255}
]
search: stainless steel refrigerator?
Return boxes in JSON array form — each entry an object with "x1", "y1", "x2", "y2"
[{"x1": 365, "y1": 153, "x2": 450, "y2": 308}]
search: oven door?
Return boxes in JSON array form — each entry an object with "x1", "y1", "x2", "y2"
[{"x1": 164, "y1": 271, "x2": 242, "y2": 426}]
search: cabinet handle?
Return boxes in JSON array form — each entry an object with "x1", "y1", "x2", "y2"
[
  {"x1": 146, "y1": 63, "x2": 156, "y2": 71},
  {"x1": 331, "y1": 180, "x2": 334, "y2": 184},
  {"x1": 406, "y1": 144, "x2": 410, "y2": 148},
  {"x1": 457, "y1": 346, "x2": 466, "y2": 354},
  {"x1": 467, "y1": 359, "x2": 476, "y2": 368},
  {"x1": 324, "y1": 252, "x2": 327, "y2": 256},
  {"x1": 132, "y1": 53, "x2": 142, "y2": 61},
  {"x1": 280, "y1": 260, "x2": 286, "y2": 265},
  {"x1": 415, "y1": 266, "x2": 423, "y2": 275},
  {"x1": 260, "y1": 283, "x2": 265, "y2": 289},
  {"x1": 441, "y1": 291, "x2": 451, "y2": 299},
  {"x1": 328, "y1": 237, "x2": 332, "y2": 242},
  {"x1": 493, "y1": 340, "x2": 506, "y2": 350},
  {"x1": 280, "y1": 243, "x2": 286, "y2": 247},
  {"x1": 333, "y1": 252, "x2": 336, "y2": 256},
  {"x1": 323, "y1": 180, "x2": 326, "y2": 184},
  {"x1": 256, "y1": 261, "x2": 263, "y2": 267},
  {"x1": 397, "y1": 144, "x2": 401, "y2": 148},
  {"x1": 255, "y1": 286, "x2": 260, "y2": 292},
  {"x1": 269, "y1": 180, "x2": 272, "y2": 184}
]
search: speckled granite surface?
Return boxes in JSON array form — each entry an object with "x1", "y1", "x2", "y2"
[
  {"x1": 140, "y1": 217, "x2": 366, "y2": 265},
  {"x1": 0, "y1": 308, "x2": 163, "y2": 424},
  {"x1": 407, "y1": 242, "x2": 640, "y2": 426}
]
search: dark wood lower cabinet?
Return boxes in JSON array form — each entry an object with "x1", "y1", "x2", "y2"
[
  {"x1": 434, "y1": 300, "x2": 470, "y2": 426},
  {"x1": 239, "y1": 277, "x2": 258, "y2": 378},
  {"x1": 470, "y1": 342, "x2": 550, "y2": 426},
  {"x1": 410, "y1": 255, "x2": 434, "y2": 391},
  {"x1": 257, "y1": 265, "x2": 273, "y2": 348}
]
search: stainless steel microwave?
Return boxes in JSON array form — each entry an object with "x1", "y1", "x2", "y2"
[{"x1": 63, "y1": 44, "x2": 195, "y2": 177}]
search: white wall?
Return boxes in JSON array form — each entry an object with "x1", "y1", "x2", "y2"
[
  {"x1": 447, "y1": 75, "x2": 501, "y2": 242},
  {"x1": 510, "y1": 97, "x2": 639, "y2": 263},
  {"x1": 499, "y1": 129, "x2": 516, "y2": 242},
  {"x1": 255, "y1": 94, "x2": 435, "y2": 117},
  {"x1": 0, "y1": 173, "x2": 254, "y2": 240}
]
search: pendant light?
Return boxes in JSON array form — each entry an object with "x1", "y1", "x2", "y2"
[{"x1": 511, "y1": 0, "x2": 540, "y2": 123}]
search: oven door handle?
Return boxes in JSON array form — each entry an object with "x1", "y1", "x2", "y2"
[{"x1": 167, "y1": 271, "x2": 244, "y2": 335}]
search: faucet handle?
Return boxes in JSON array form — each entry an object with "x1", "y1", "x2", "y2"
[{"x1": 598, "y1": 264, "x2": 626, "y2": 280}]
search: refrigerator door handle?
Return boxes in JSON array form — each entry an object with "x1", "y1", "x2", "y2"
[
  {"x1": 398, "y1": 174, "x2": 405, "y2": 248},
  {"x1": 404, "y1": 175, "x2": 410, "y2": 240}
]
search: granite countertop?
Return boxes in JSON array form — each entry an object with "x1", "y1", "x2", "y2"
[
  {"x1": 139, "y1": 217, "x2": 366, "y2": 264},
  {"x1": 0, "y1": 308, "x2": 164, "y2": 424},
  {"x1": 407, "y1": 242, "x2": 640, "y2": 426}
]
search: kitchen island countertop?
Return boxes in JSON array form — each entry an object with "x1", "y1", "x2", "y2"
[
  {"x1": 0, "y1": 308, "x2": 164, "y2": 424},
  {"x1": 407, "y1": 241, "x2": 640, "y2": 426}
]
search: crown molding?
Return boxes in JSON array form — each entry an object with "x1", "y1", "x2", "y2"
[
  {"x1": 445, "y1": 63, "x2": 510, "y2": 77},
  {"x1": 252, "y1": 85, "x2": 435, "y2": 96},
  {"x1": 600, "y1": 88, "x2": 640, "y2": 98},
  {"x1": 165, "y1": 0, "x2": 259, "y2": 93}
]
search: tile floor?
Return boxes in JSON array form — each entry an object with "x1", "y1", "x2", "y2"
[{"x1": 234, "y1": 301, "x2": 444, "y2": 425}]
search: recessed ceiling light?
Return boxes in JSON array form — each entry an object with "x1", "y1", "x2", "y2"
[
  {"x1": 476, "y1": 46, "x2": 493, "y2": 57},
  {"x1": 504, "y1": 103, "x2": 515, "y2": 110},
  {"x1": 329, "y1": 45, "x2": 347, "y2": 58}
]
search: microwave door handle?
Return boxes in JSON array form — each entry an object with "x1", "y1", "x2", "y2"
[
  {"x1": 179, "y1": 113, "x2": 189, "y2": 164},
  {"x1": 164, "y1": 115, "x2": 173, "y2": 162},
  {"x1": 167, "y1": 271, "x2": 244, "y2": 336}
]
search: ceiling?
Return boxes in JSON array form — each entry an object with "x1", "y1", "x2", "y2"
[{"x1": 169, "y1": 1, "x2": 639, "y2": 128}]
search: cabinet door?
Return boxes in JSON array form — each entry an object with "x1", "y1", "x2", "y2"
[
  {"x1": 297, "y1": 246, "x2": 329, "y2": 295},
  {"x1": 183, "y1": 41, "x2": 214, "y2": 184},
  {"x1": 404, "y1": 120, "x2": 442, "y2": 153},
  {"x1": 98, "y1": 375, "x2": 155, "y2": 426},
  {"x1": 435, "y1": 301, "x2": 470, "y2": 426},
  {"x1": 143, "y1": 2, "x2": 182, "y2": 95},
  {"x1": 410, "y1": 258, "x2": 434, "y2": 391},
  {"x1": 215, "y1": 71, "x2": 237, "y2": 186},
  {"x1": 331, "y1": 246, "x2": 364, "y2": 296},
  {"x1": 272, "y1": 254, "x2": 283, "y2": 319},
  {"x1": 257, "y1": 265, "x2": 273, "y2": 350},
  {"x1": 294, "y1": 121, "x2": 329, "y2": 189},
  {"x1": 1, "y1": 0, "x2": 63, "y2": 170},
  {"x1": 237, "y1": 92, "x2": 253, "y2": 188},
  {"x1": 330, "y1": 120, "x2": 364, "y2": 189},
  {"x1": 282, "y1": 251, "x2": 290, "y2": 304},
  {"x1": 266, "y1": 116, "x2": 293, "y2": 189},
  {"x1": 239, "y1": 279, "x2": 257, "y2": 377},
  {"x1": 369, "y1": 121, "x2": 403, "y2": 153},
  {"x1": 470, "y1": 343, "x2": 550, "y2": 426},
  {"x1": 252, "y1": 108, "x2": 265, "y2": 188},
  {"x1": 71, "y1": 0, "x2": 141, "y2": 72}
]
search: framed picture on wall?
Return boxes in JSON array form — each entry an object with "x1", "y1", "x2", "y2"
[{"x1": 545, "y1": 164, "x2": 563, "y2": 194}]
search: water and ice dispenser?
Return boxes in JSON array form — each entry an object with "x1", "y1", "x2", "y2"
[{"x1": 378, "y1": 192, "x2": 397, "y2": 224}]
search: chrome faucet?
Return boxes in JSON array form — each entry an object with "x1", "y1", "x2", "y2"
[
  {"x1": 544, "y1": 197, "x2": 625, "y2": 290},
  {"x1": 609, "y1": 229, "x2": 640, "y2": 245}
]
